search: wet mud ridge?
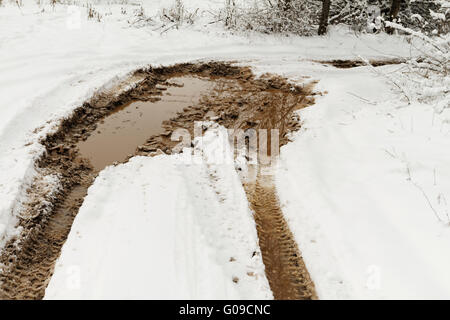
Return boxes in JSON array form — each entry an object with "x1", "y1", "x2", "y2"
[
  {"x1": 317, "y1": 58, "x2": 406, "y2": 68},
  {"x1": 0, "y1": 62, "x2": 318, "y2": 299},
  {"x1": 245, "y1": 173, "x2": 316, "y2": 299},
  {"x1": 0, "y1": 184, "x2": 92, "y2": 299}
]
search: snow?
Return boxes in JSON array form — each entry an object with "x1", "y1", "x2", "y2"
[
  {"x1": 2, "y1": 0, "x2": 448, "y2": 300},
  {"x1": 275, "y1": 63, "x2": 450, "y2": 299},
  {"x1": 45, "y1": 126, "x2": 272, "y2": 299}
]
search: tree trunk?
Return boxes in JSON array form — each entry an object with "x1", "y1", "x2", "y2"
[
  {"x1": 389, "y1": 0, "x2": 401, "y2": 20},
  {"x1": 318, "y1": 0, "x2": 331, "y2": 35},
  {"x1": 386, "y1": 0, "x2": 402, "y2": 34}
]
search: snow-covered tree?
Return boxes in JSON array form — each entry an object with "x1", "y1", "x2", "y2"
[{"x1": 327, "y1": 0, "x2": 448, "y2": 34}]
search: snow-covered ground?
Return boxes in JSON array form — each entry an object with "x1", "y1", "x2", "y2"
[
  {"x1": 275, "y1": 63, "x2": 450, "y2": 299},
  {"x1": 2, "y1": 0, "x2": 449, "y2": 299}
]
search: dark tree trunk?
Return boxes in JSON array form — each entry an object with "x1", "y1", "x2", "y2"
[
  {"x1": 389, "y1": 0, "x2": 401, "y2": 20},
  {"x1": 318, "y1": 0, "x2": 331, "y2": 35},
  {"x1": 386, "y1": 0, "x2": 402, "y2": 34}
]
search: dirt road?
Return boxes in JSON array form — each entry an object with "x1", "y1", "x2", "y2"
[{"x1": 0, "y1": 62, "x2": 317, "y2": 299}]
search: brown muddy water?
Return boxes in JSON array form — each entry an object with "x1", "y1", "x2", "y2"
[
  {"x1": 0, "y1": 62, "x2": 318, "y2": 300},
  {"x1": 78, "y1": 77, "x2": 213, "y2": 171}
]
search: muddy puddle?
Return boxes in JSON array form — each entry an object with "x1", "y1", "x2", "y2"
[
  {"x1": 77, "y1": 77, "x2": 213, "y2": 170},
  {"x1": 0, "y1": 62, "x2": 318, "y2": 300}
]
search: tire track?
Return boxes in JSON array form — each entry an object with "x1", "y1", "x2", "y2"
[
  {"x1": 0, "y1": 182, "x2": 91, "y2": 299},
  {"x1": 244, "y1": 170, "x2": 316, "y2": 300},
  {"x1": 0, "y1": 62, "x2": 318, "y2": 299},
  {"x1": 0, "y1": 62, "x2": 252, "y2": 300}
]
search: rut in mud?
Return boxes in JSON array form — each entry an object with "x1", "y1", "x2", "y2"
[
  {"x1": 245, "y1": 173, "x2": 316, "y2": 299},
  {"x1": 0, "y1": 62, "x2": 318, "y2": 300}
]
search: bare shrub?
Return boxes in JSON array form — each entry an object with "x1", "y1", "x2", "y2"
[
  {"x1": 374, "y1": 21, "x2": 449, "y2": 110},
  {"x1": 328, "y1": 0, "x2": 371, "y2": 32},
  {"x1": 223, "y1": 0, "x2": 237, "y2": 29},
  {"x1": 50, "y1": 0, "x2": 60, "y2": 9},
  {"x1": 328, "y1": 1, "x2": 449, "y2": 35},
  {"x1": 398, "y1": 0, "x2": 448, "y2": 35},
  {"x1": 128, "y1": 5, "x2": 155, "y2": 28},
  {"x1": 221, "y1": 0, "x2": 319, "y2": 36},
  {"x1": 160, "y1": 0, "x2": 199, "y2": 28},
  {"x1": 387, "y1": 21, "x2": 448, "y2": 75}
]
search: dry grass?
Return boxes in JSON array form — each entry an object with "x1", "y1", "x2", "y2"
[
  {"x1": 87, "y1": 4, "x2": 102, "y2": 22},
  {"x1": 160, "y1": 0, "x2": 198, "y2": 28}
]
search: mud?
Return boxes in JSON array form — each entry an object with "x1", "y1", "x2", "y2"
[
  {"x1": 245, "y1": 173, "x2": 316, "y2": 299},
  {"x1": 0, "y1": 61, "x2": 317, "y2": 300},
  {"x1": 318, "y1": 58, "x2": 405, "y2": 69},
  {"x1": 77, "y1": 77, "x2": 214, "y2": 170},
  {"x1": 197, "y1": 78, "x2": 317, "y2": 299}
]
